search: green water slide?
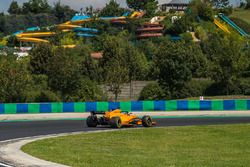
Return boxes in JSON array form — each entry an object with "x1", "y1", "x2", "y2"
[{"x1": 218, "y1": 13, "x2": 248, "y2": 37}]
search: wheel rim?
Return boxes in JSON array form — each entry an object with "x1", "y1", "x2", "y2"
[{"x1": 147, "y1": 118, "x2": 152, "y2": 125}]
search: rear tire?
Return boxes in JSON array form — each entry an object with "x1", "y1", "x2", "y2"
[
  {"x1": 110, "y1": 117, "x2": 122, "y2": 128},
  {"x1": 86, "y1": 115, "x2": 98, "y2": 127},
  {"x1": 142, "y1": 115, "x2": 152, "y2": 127}
]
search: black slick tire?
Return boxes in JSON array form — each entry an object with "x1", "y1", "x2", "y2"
[
  {"x1": 86, "y1": 115, "x2": 98, "y2": 127},
  {"x1": 110, "y1": 117, "x2": 122, "y2": 128},
  {"x1": 142, "y1": 115, "x2": 152, "y2": 127}
]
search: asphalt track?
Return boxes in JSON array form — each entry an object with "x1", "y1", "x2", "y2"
[{"x1": 1, "y1": 117, "x2": 250, "y2": 141}]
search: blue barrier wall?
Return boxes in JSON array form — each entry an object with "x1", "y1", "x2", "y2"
[{"x1": 0, "y1": 100, "x2": 249, "y2": 114}]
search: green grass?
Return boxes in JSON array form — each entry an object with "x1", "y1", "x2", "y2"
[
  {"x1": 231, "y1": 9, "x2": 250, "y2": 24},
  {"x1": 22, "y1": 124, "x2": 250, "y2": 167}
]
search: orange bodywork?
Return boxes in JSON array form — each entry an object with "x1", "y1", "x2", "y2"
[{"x1": 103, "y1": 109, "x2": 142, "y2": 125}]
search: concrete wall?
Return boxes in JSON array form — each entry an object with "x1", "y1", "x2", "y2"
[{"x1": 102, "y1": 81, "x2": 154, "y2": 101}]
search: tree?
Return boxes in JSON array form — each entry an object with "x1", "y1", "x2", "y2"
[
  {"x1": 153, "y1": 40, "x2": 200, "y2": 98},
  {"x1": 139, "y1": 82, "x2": 166, "y2": 100},
  {"x1": 188, "y1": 0, "x2": 214, "y2": 21},
  {"x1": 22, "y1": 0, "x2": 51, "y2": 14},
  {"x1": 53, "y1": 1, "x2": 76, "y2": 22},
  {"x1": 99, "y1": 34, "x2": 148, "y2": 100},
  {"x1": 47, "y1": 47, "x2": 82, "y2": 98},
  {"x1": 167, "y1": 16, "x2": 190, "y2": 35},
  {"x1": 0, "y1": 56, "x2": 33, "y2": 103},
  {"x1": 8, "y1": 1, "x2": 21, "y2": 15},
  {"x1": 99, "y1": 0, "x2": 125, "y2": 17},
  {"x1": 0, "y1": 13, "x2": 6, "y2": 33},
  {"x1": 126, "y1": 0, "x2": 158, "y2": 16},
  {"x1": 29, "y1": 43, "x2": 53, "y2": 75},
  {"x1": 144, "y1": 1, "x2": 158, "y2": 17},
  {"x1": 246, "y1": 0, "x2": 250, "y2": 9},
  {"x1": 202, "y1": 33, "x2": 250, "y2": 94},
  {"x1": 105, "y1": 60, "x2": 129, "y2": 101}
]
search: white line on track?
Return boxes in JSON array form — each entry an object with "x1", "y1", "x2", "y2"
[{"x1": 0, "y1": 162, "x2": 14, "y2": 167}]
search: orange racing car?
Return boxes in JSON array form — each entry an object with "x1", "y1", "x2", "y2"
[{"x1": 86, "y1": 109, "x2": 156, "y2": 128}]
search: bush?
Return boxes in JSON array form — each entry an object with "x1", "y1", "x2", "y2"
[
  {"x1": 139, "y1": 82, "x2": 167, "y2": 100},
  {"x1": 36, "y1": 90, "x2": 61, "y2": 102},
  {"x1": 205, "y1": 80, "x2": 243, "y2": 96},
  {"x1": 195, "y1": 26, "x2": 208, "y2": 41},
  {"x1": 166, "y1": 17, "x2": 190, "y2": 35},
  {"x1": 180, "y1": 32, "x2": 193, "y2": 42},
  {"x1": 172, "y1": 79, "x2": 214, "y2": 99},
  {"x1": 239, "y1": 78, "x2": 250, "y2": 95},
  {"x1": 66, "y1": 79, "x2": 105, "y2": 102}
]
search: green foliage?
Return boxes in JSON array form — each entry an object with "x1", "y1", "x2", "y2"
[
  {"x1": 99, "y1": 34, "x2": 148, "y2": 100},
  {"x1": 47, "y1": 47, "x2": 83, "y2": 97},
  {"x1": 8, "y1": 1, "x2": 21, "y2": 15},
  {"x1": 139, "y1": 82, "x2": 167, "y2": 100},
  {"x1": 29, "y1": 43, "x2": 53, "y2": 75},
  {"x1": 126, "y1": 0, "x2": 158, "y2": 17},
  {"x1": 36, "y1": 90, "x2": 61, "y2": 102},
  {"x1": 99, "y1": 0, "x2": 125, "y2": 17},
  {"x1": 60, "y1": 32, "x2": 76, "y2": 45},
  {"x1": 136, "y1": 40, "x2": 158, "y2": 60},
  {"x1": 239, "y1": 78, "x2": 250, "y2": 95},
  {"x1": 195, "y1": 26, "x2": 208, "y2": 41},
  {"x1": 188, "y1": 0, "x2": 214, "y2": 21},
  {"x1": 153, "y1": 40, "x2": 207, "y2": 98},
  {"x1": 202, "y1": 33, "x2": 250, "y2": 94},
  {"x1": 22, "y1": 0, "x2": 51, "y2": 14},
  {"x1": 179, "y1": 79, "x2": 214, "y2": 98},
  {"x1": 144, "y1": 1, "x2": 158, "y2": 17},
  {"x1": 166, "y1": 17, "x2": 190, "y2": 35},
  {"x1": 68, "y1": 79, "x2": 104, "y2": 102},
  {"x1": 246, "y1": 0, "x2": 250, "y2": 9},
  {"x1": 52, "y1": 1, "x2": 76, "y2": 22},
  {"x1": 153, "y1": 41, "x2": 192, "y2": 97},
  {"x1": 180, "y1": 32, "x2": 193, "y2": 43},
  {"x1": 0, "y1": 56, "x2": 33, "y2": 102}
]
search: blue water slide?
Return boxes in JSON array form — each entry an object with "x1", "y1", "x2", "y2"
[
  {"x1": 122, "y1": 11, "x2": 131, "y2": 17},
  {"x1": 13, "y1": 31, "x2": 23, "y2": 36},
  {"x1": 218, "y1": 13, "x2": 248, "y2": 37},
  {"x1": 77, "y1": 33, "x2": 96, "y2": 37},
  {"x1": 71, "y1": 15, "x2": 91, "y2": 22},
  {"x1": 99, "y1": 16, "x2": 121, "y2": 20},
  {"x1": 74, "y1": 27, "x2": 98, "y2": 33},
  {"x1": 170, "y1": 36, "x2": 182, "y2": 41},
  {"x1": 26, "y1": 27, "x2": 40, "y2": 31}
]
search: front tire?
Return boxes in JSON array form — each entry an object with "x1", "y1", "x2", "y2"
[
  {"x1": 110, "y1": 117, "x2": 122, "y2": 128},
  {"x1": 142, "y1": 115, "x2": 152, "y2": 127},
  {"x1": 86, "y1": 115, "x2": 98, "y2": 127}
]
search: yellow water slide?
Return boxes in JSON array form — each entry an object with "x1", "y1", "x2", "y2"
[
  {"x1": 16, "y1": 32, "x2": 56, "y2": 43},
  {"x1": 57, "y1": 24, "x2": 81, "y2": 30},
  {"x1": 17, "y1": 37, "x2": 49, "y2": 43},
  {"x1": 214, "y1": 18, "x2": 230, "y2": 34},
  {"x1": 16, "y1": 32, "x2": 56, "y2": 38},
  {"x1": 130, "y1": 11, "x2": 145, "y2": 18}
]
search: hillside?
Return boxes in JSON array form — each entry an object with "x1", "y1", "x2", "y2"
[{"x1": 231, "y1": 9, "x2": 250, "y2": 24}]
